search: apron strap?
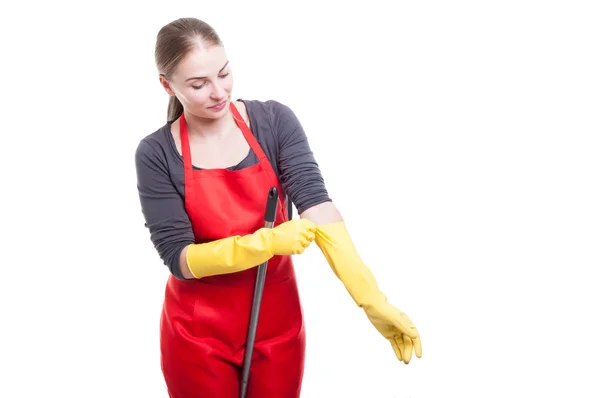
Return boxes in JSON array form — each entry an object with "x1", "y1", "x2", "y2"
[
  {"x1": 230, "y1": 102, "x2": 291, "y2": 220},
  {"x1": 179, "y1": 112, "x2": 193, "y2": 172}
]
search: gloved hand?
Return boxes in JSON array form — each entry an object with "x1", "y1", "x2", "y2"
[
  {"x1": 186, "y1": 218, "x2": 317, "y2": 279},
  {"x1": 363, "y1": 297, "x2": 423, "y2": 364},
  {"x1": 268, "y1": 218, "x2": 318, "y2": 255},
  {"x1": 314, "y1": 221, "x2": 422, "y2": 364}
]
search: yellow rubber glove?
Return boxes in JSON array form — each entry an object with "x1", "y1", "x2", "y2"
[
  {"x1": 314, "y1": 221, "x2": 422, "y2": 364},
  {"x1": 186, "y1": 218, "x2": 317, "y2": 279}
]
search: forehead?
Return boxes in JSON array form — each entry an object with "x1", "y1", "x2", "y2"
[{"x1": 175, "y1": 43, "x2": 228, "y2": 79}]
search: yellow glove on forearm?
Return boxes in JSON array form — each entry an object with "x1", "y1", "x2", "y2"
[
  {"x1": 314, "y1": 221, "x2": 422, "y2": 364},
  {"x1": 186, "y1": 218, "x2": 316, "y2": 279}
]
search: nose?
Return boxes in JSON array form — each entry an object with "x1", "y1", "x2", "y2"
[{"x1": 211, "y1": 80, "x2": 227, "y2": 99}]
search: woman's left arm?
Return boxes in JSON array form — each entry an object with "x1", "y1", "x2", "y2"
[{"x1": 273, "y1": 101, "x2": 422, "y2": 365}]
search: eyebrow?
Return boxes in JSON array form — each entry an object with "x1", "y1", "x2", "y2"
[{"x1": 185, "y1": 61, "x2": 229, "y2": 82}]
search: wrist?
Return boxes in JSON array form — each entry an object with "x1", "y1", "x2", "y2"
[
  {"x1": 360, "y1": 291, "x2": 388, "y2": 310},
  {"x1": 254, "y1": 227, "x2": 275, "y2": 256}
]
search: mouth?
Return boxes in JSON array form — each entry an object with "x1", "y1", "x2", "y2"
[{"x1": 208, "y1": 100, "x2": 227, "y2": 109}]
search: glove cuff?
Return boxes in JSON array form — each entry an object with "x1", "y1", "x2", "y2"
[{"x1": 314, "y1": 221, "x2": 384, "y2": 307}]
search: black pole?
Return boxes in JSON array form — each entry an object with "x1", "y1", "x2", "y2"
[{"x1": 240, "y1": 186, "x2": 279, "y2": 398}]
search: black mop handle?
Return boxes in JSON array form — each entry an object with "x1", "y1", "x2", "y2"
[
  {"x1": 264, "y1": 187, "x2": 278, "y2": 227},
  {"x1": 240, "y1": 186, "x2": 279, "y2": 398}
]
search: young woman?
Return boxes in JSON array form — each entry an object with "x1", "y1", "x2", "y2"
[{"x1": 135, "y1": 17, "x2": 422, "y2": 398}]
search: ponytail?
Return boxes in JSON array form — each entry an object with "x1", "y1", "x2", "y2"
[{"x1": 167, "y1": 95, "x2": 184, "y2": 121}]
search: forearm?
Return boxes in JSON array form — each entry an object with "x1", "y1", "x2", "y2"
[
  {"x1": 174, "y1": 220, "x2": 316, "y2": 280},
  {"x1": 301, "y1": 201, "x2": 383, "y2": 307},
  {"x1": 177, "y1": 234, "x2": 271, "y2": 280},
  {"x1": 179, "y1": 232, "x2": 274, "y2": 279}
]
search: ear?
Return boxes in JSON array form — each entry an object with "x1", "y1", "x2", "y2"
[{"x1": 159, "y1": 74, "x2": 175, "y2": 96}]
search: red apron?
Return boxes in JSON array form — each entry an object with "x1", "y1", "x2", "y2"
[{"x1": 159, "y1": 103, "x2": 306, "y2": 398}]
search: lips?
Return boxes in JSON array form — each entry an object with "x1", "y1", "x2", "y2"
[{"x1": 209, "y1": 100, "x2": 227, "y2": 109}]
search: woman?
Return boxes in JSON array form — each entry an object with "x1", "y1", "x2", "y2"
[{"x1": 135, "y1": 17, "x2": 422, "y2": 398}]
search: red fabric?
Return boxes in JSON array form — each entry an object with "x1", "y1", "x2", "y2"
[{"x1": 159, "y1": 103, "x2": 306, "y2": 398}]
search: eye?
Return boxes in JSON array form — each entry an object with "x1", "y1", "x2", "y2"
[{"x1": 191, "y1": 73, "x2": 230, "y2": 90}]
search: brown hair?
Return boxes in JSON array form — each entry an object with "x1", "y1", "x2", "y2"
[{"x1": 155, "y1": 18, "x2": 223, "y2": 121}]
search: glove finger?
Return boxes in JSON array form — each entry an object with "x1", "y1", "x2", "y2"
[
  {"x1": 390, "y1": 338, "x2": 403, "y2": 362},
  {"x1": 394, "y1": 335, "x2": 409, "y2": 364},
  {"x1": 299, "y1": 230, "x2": 315, "y2": 242},
  {"x1": 402, "y1": 334, "x2": 413, "y2": 364},
  {"x1": 292, "y1": 247, "x2": 304, "y2": 255},
  {"x1": 412, "y1": 334, "x2": 422, "y2": 358}
]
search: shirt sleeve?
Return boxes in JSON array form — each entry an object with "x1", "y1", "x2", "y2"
[
  {"x1": 270, "y1": 101, "x2": 332, "y2": 214},
  {"x1": 135, "y1": 137, "x2": 194, "y2": 280}
]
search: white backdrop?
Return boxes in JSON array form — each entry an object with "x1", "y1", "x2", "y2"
[{"x1": 1, "y1": 1, "x2": 599, "y2": 397}]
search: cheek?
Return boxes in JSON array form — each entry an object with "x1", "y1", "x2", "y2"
[
  {"x1": 224, "y1": 76, "x2": 234, "y2": 92},
  {"x1": 186, "y1": 90, "x2": 211, "y2": 105}
]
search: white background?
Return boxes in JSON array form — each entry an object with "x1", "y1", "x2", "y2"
[{"x1": 1, "y1": 1, "x2": 599, "y2": 397}]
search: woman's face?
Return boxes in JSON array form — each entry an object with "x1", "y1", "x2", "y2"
[{"x1": 160, "y1": 43, "x2": 233, "y2": 120}]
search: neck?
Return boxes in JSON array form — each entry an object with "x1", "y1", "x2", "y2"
[{"x1": 182, "y1": 108, "x2": 234, "y2": 138}]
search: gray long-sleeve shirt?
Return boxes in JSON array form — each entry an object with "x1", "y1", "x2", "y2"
[{"x1": 135, "y1": 98, "x2": 332, "y2": 279}]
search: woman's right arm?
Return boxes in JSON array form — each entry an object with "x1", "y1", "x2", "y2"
[
  {"x1": 135, "y1": 137, "x2": 196, "y2": 279},
  {"x1": 135, "y1": 136, "x2": 316, "y2": 280}
]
